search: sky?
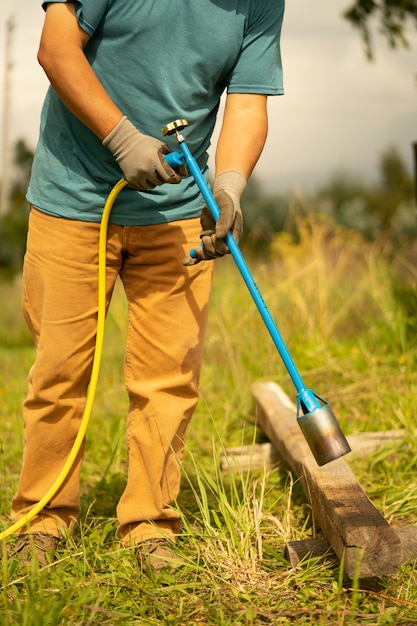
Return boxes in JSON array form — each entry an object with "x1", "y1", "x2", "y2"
[{"x1": 1, "y1": 0, "x2": 416, "y2": 192}]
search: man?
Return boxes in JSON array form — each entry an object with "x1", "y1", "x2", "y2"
[{"x1": 12, "y1": 0, "x2": 285, "y2": 571}]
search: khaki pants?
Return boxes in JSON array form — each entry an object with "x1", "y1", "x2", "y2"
[{"x1": 11, "y1": 208, "x2": 213, "y2": 545}]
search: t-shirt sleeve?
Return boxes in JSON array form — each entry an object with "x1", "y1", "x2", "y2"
[
  {"x1": 42, "y1": 0, "x2": 109, "y2": 37},
  {"x1": 227, "y1": 0, "x2": 285, "y2": 96}
]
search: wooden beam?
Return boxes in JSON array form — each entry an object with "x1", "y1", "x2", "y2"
[
  {"x1": 284, "y1": 537, "x2": 339, "y2": 568},
  {"x1": 220, "y1": 430, "x2": 405, "y2": 473},
  {"x1": 252, "y1": 381, "x2": 403, "y2": 578},
  {"x1": 220, "y1": 442, "x2": 281, "y2": 472},
  {"x1": 285, "y1": 526, "x2": 417, "y2": 568}
]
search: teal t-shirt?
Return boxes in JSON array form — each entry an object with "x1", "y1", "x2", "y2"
[{"x1": 27, "y1": 0, "x2": 285, "y2": 225}]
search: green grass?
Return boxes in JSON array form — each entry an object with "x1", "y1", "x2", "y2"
[{"x1": 2, "y1": 216, "x2": 417, "y2": 623}]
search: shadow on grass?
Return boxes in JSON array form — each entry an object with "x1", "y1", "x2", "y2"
[{"x1": 80, "y1": 471, "x2": 126, "y2": 520}]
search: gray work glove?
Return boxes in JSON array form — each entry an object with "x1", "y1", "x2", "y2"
[
  {"x1": 183, "y1": 170, "x2": 247, "y2": 266},
  {"x1": 103, "y1": 115, "x2": 184, "y2": 190}
]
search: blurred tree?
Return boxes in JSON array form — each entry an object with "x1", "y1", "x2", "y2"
[
  {"x1": 368, "y1": 145, "x2": 416, "y2": 245},
  {"x1": 344, "y1": 0, "x2": 417, "y2": 58},
  {"x1": 240, "y1": 144, "x2": 415, "y2": 259},
  {"x1": 315, "y1": 171, "x2": 379, "y2": 240},
  {"x1": 375, "y1": 144, "x2": 414, "y2": 226},
  {"x1": 0, "y1": 139, "x2": 33, "y2": 275},
  {"x1": 314, "y1": 145, "x2": 416, "y2": 247},
  {"x1": 241, "y1": 176, "x2": 290, "y2": 254}
]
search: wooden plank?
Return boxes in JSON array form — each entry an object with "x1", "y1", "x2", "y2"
[
  {"x1": 220, "y1": 442, "x2": 281, "y2": 472},
  {"x1": 284, "y1": 537, "x2": 338, "y2": 567},
  {"x1": 285, "y1": 526, "x2": 417, "y2": 567},
  {"x1": 347, "y1": 430, "x2": 405, "y2": 457},
  {"x1": 252, "y1": 381, "x2": 403, "y2": 578},
  {"x1": 220, "y1": 430, "x2": 406, "y2": 473},
  {"x1": 395, "y1": 526, "x2": 417, "y2": 562}
]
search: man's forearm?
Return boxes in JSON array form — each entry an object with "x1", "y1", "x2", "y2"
[
  {"x1": 38, "y1": 2, "x2": 122, "y2": 139},
  {"x1": 215, "y1": 93, "x2": 268, "y2": 180},
  {"x1": 40, "y1": 45, "x2": 123, "y2": 140}
]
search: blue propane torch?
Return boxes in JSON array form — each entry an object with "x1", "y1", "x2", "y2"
[{"x1": 162, "y1": 119, "x2": 351, "y2": 466}]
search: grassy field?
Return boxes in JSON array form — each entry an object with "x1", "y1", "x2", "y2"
[{"x1": 2, "y1": 215, "x2": 417, "y2": 624}]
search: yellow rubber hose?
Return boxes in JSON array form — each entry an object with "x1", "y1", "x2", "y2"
[{"x1": 0, "y1": 178, "x2": 128, "y2": 541}]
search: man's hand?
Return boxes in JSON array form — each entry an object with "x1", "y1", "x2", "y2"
[
  {"x1": 183, "y1": 170, "x2": 247, "y2": 266},
  {"x1": 103, "y1": 116, "x2": 184, "y2": 190}
]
